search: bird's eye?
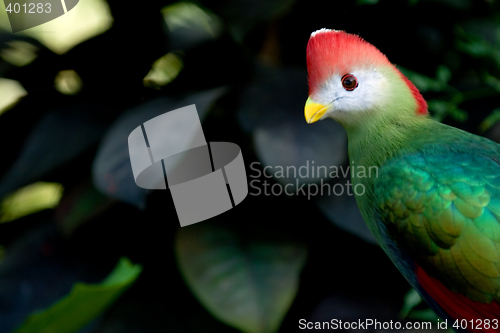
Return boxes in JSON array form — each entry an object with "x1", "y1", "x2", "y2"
[{"x1": 341, "y1": 74, "x2": 358, "y2": 91}]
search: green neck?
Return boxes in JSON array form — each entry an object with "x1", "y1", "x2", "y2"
[
  {"x1": 340, "y1": 65, "x2": 432, "y2": 170},
  {"x1": 343, "y1": 97, "x2": 435, "y2": 242},
  {"x1": 346, "y1": 113, "x2": 432, "y2": 171}
]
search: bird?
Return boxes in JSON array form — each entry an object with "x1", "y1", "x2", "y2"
[{"x1": 304, "y1": 28, "x2": 500, "y2": 332}]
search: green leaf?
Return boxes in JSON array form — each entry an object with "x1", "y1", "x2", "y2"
[
  {"x1": 161, "y1": 2, "x2": 222, "y2": 37},
  {"x1": 400, "y1": 289, "x2": 445, "y2": 325},
  {"x1": 407, "y1": 308, "x2": 441, "y2": 322},
  {"x1": 356, "y1": 0, "x2": 379, "y2": 5},
  {"x1": 479, "y1": 108, "x2": 500, "y2": 132},
  {"x1": 436, "y1": 65, "x2": 451, "y2": 84},
  {"x1": 427, "y1": 100, "x2": 469, "y2": 123},
  {"x1": 0, "y1": 41, "x2": 38, "y2": 67},
  {"x1": 397, "y1": 66, "x2": 445, "y2": 92},
  {"x1": 14, "y1": 257, "x2": 142, "y2": 333},
  {"x1": 55, "y1": 181, "x2": 113, "y2": 235},
  {"x1": 0, "y1": 182, "x2": 63, "y2": 223},
  {"x1": 456, "y1": 27, "x2": 497, "y2": 58},
  {"x1": 485, "y1": 74, "x2": 500, "y2": 92},
  {"x1": 449, "y1": 107, "x2": 468, "y2": 122},
  {"x1": 455, "y1": 25, "x2": 500, "y2": 68},
  {"x1": 143, "y1": 52, "x2": 184, "y2": 88},
  {"x1": 400, "y1": 289, "x2": 423, "y2": 318},
  {"x1": 175, "y1": 223, "x2": 307, "y2": 333},
  {"x1": 427, "y1": 100, "x2": 453, "y2": 121}
]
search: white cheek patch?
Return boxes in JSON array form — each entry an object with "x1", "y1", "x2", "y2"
[{"x1": 314, "y1": 69, "x2": 389, "y2": 113}]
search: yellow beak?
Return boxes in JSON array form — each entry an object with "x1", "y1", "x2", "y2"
[{"x1": 304, "y1": 97, "x2": 329, "y2": 124}]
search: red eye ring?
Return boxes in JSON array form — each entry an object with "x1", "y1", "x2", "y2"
[{"x1": 341, "y1": 74, "x2": 358, "y2": 91}]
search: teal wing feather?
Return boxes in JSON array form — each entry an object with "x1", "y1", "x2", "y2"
[{"x1": 375, "y1": 151, "x2": 500, "y2": 303}]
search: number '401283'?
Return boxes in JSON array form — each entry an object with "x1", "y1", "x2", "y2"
[{"x1": 5, "y1": 3, "x2": 51, "y2": 14}]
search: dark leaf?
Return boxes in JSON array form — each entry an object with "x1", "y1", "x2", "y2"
[
  {"x1": 54, "y1": 178, "x2": 114, "y2": 235},
  {"x1": 0, "y1": 224, "x2": 105, "y2": 332},
  {"x1": 92, "y1": 88, "x2": 226, "y2": 208},
  {"x1": 200, "y1": 0, "x2": 296, "y2": 41},
  {"x1": 175, "y1": 222, "x2": 307, "y2": 333},
  {"x1": 314, "y1": 168, "x2": 377, "y2": 244},
  {"x1": 0, "y1": 104, "x2": 110, "y2": 198}
]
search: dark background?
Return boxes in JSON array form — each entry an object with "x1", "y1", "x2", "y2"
[{"x1": 1, "y1": 0, "x2": 499, "y2": 332}]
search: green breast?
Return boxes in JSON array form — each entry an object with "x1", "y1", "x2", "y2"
[{"x1": 347, "y1": 118, "x2": 500, "y2": 302}]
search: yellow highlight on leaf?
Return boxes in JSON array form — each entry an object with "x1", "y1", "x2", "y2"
[
  {"x1": 143, "y1": 52, "x2": 183, "y2": 89},
  {"x1": 0, "y1": 182, "x2": 64, "y2": 223},
  {"x1": 0, "y1": 41, "x2": 38, "y2": 67},
  {"x1": 0, "y1": 0, "x2": 113, "y2": 54},
  {"x1": 0, "y1": 79, "x2": 27, "y2": 116},
  {"x1": 161, "y1": 2, "x2": 222, "y2": 37},
  {"x1": 55, "y1": 70, "x2": 83, "y2": 95}
]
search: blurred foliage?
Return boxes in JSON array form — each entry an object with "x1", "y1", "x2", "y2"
[
  {"x1": 143, "y1": 52, "x2": 183, "y2": 88},
  {"x1": 0, "y1": 182, "x2": 63, "y2": 223},
  {"x1": 0, "y1": 78, "x2": 26, "y2": 115},
  {"x1": 54, "y1": 70, "x2": 83, "y2": 95},
  {"x1": 0, "y1": 41, "x2": 38, "y2": 67},
  {"x1": 0, "y1": 0, "x2": 113, "y2": 53},
  {"x1": 1, "y1": 0, "x2": 500, "y2": 332}
]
